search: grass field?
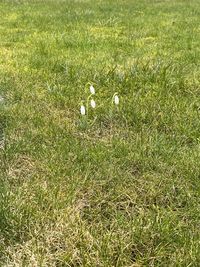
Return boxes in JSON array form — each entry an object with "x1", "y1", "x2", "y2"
[{"x1": 0, "y1": 0, "x2": 200, "y2": 266}]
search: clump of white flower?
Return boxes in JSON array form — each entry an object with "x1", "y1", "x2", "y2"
[{"x1": 79, "y1": 84, "x2": 121, "y2": 128}]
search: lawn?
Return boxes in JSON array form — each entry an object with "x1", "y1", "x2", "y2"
[{"x1": 0, "y1": 0, "x2": 200, "y2": 266}]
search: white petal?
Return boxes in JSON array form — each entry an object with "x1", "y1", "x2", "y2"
[
  {"x1": 90, "y1": 85, "x2": 95, "y2": 95},
  {"x1": 91, "y1": 99, "x2": 96, "y2": 108},
  {"x1": 114, "y1": 95, "x2": 119, "y2": 105},
  {"x1": 80, "y1": 105, "x2": 86, "y2": 115}
]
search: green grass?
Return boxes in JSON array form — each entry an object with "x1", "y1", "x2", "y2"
[{"x1": 0, "y1": 0, "x2": 200, "y2": 266}]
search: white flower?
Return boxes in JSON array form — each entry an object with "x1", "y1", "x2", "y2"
[
  {"x1": 0, "y1": 96, "x2": 4, "y2": 103},
  {"x1": 80, "y1": 105, "x2": 86, "y2": 115},
  {"x1": 114, "y1": 95, "x2": 119, "y2": 105},
  {"x1": 90, "y1": 85, "x2": 95, "y2": 95},
  {"x1": 90, "y1": 99, "x2": 96, "y2": 108}
]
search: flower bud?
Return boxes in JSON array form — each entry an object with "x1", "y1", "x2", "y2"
[
  {"x1": 114, "y1": 95, "x2": 119, "y2": 105},
  {"x1": 80, "y1": 105, "x2": 86, "y2": 115},
  {"x1": 90, "y1": 85, "x2": 95, "y2": 95},
  {"x1": 90, "y1": 99, "x2": 96, "y2": 108}
]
